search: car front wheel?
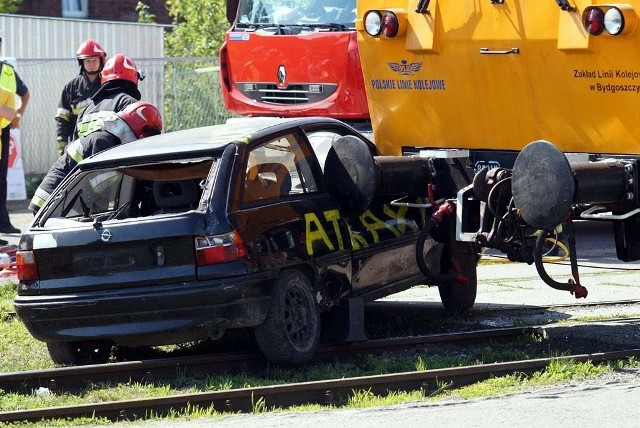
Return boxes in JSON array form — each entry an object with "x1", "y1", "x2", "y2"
[
  {"x1": 254, "y1": 269, "x2": 320, "y2": 365},
  {"x1": 46, "y1": 341, "x2": 112, "y2": 366}
]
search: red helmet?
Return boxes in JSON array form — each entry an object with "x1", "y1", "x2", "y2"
[
  {"x1": 117, "y1": 101, "x2": 163, "y2": 138},
  {"x1": 100, "y1": 54, "x2": 144, "y2": 86},
  {"x1": 76, "y1": 39, "x2": 107, "y2": 65}
]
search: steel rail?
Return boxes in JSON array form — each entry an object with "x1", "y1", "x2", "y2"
[
  {"x1": 2, "y1": 348, "x2": 640, "y2": 423},
  {"x1": 492, "y1": 298, "x2": 640, "y2": 311}
]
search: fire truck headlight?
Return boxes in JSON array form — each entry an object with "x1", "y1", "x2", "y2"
[
  {"x1": 604, "y1": 7, "x2": 624, "y2": 35},
  {"x1": 364, "y1": 11, "x2": 382, "y2": 36}
]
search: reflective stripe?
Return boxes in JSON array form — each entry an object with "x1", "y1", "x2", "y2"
[
  {"x1": 71, "y1": 99, "x2": 91, "y2": 115},
  {"x1": 77, "y1": 111, "x2": 118, "y2": 138},
  {"x1": 80, "y1": 111, "x2": 118, "y2": 122},
  {"x1": 30, "y1": 188, "x2": 51, "y2": 208},
  {"x1": 76, "y1": 118, "x2": 105, "y2": 138},
  {"x1": 29, "y1": 195, "x2": 44, "y2": 210},
  {"x1": 34, "y1": 187, "x2": 51, "y2": 200},
  {"x1": 56, "y1": 107, "x2": 70, "y2": 121},
  {"x1": 103, "y1": 118, "x2": 136, "y2": 144},
  {"x1": 29, "y1": 195, "x2": 44, "y2": 208},
  {"x1": 66, "y1": 140, "x2": 84, "y2": 164}
]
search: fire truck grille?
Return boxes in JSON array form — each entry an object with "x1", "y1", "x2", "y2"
[{"x1": 236, "y1": 83, "x2": 338, "y2": 105}]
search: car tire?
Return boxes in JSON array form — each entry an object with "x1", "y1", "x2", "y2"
[
  {"x1": 254, "y1": 269, "x2": 320, "y2": 365},
  {"x1": 437, "y1": 241, "x2": 478, "y2": 313},
  {"x1": 46, "y1": 341, "x2": 112, "y2": 366}
]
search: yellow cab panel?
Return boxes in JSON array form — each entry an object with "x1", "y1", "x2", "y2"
[{"x1": 356, "y1": 0, "x2": 640, "y2": 155}]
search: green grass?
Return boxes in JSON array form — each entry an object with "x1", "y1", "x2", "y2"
[
  {"x1": 0, "y1": 282, "x2": 59, "y2": 372},
  {"x1": 348, "y1": 388, "x2": 426, "y2": 408},
  {"x1": 446, "y1": 358, "x2": 611, "y2": 400},
  {"x1": 0, "y1": 281, "x2": 16, "y2": 317},
  {"x1": 0, "y1": 317, "x2": 52, "y2": 372}
]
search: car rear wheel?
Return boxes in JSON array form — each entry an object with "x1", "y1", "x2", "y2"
[
  {"x1": 254, "y1": 269, "x2": 320, "y2": 365},
  {"x1": 437, "y1": 241, "x2": 478, "y2": 313},
  {"x1": 46, "y1": 341, "x2": 112, "y2": 365}
]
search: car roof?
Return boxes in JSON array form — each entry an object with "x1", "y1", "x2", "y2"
[{"x1": 80, "y1": 117, "x2": 316, "y2": 168}]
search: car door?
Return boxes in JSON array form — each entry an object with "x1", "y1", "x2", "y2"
[
  {"x1": 228, "y1": 130, "x2": 352, "y2": 282},
  {"x1": 347, "y1": 196, "x2": 424, "y2": 296},
  {"x1": 305, "y1": 127, "x2": 424, "y2": 297}
]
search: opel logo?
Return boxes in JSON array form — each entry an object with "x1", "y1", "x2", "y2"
[
  {"x1": 100, "y1": 229, "x2": 113, "y2": 242},
  {"x1": 277, "y1": 64, "x2": 287, "y2": 86}
]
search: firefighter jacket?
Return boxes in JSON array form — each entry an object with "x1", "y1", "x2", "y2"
[
  {"x1": 29, "y1": 117, "x2": 137, "y2": 213},
  {"x1": 55, "y1": 73, "x2": 101, "y2": 143},
  {"x1": 74, "y1": 80, "x2": 141, "y2": 140},
  {"x1": 0, "y1": 61, "x2": 28, "y2": 129}
]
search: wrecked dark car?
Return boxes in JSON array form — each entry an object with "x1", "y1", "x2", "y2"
[{"x1": 14, "y1": 117, "x2": 477, "y2": 366}]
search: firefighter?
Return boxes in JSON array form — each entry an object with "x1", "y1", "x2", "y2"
[
  {"x1": 74, "y1": 54, "x2": 144, "y2": 140},
  {"x1": 55, "y1": 39, "x2": 107, "y2": 155},
  {"x1": 29, "y1": 101, "x2": 162, "y2": 214}
]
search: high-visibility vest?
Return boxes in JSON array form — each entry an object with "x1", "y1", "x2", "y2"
[{"x1": 0, "y1": 63, "x2": 17, "y2": 129}]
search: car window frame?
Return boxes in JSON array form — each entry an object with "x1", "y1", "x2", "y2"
[
  {"x1": 35, "y1": 158, "x2": 218, "y2": 228},
  {"x1": 238, "y1": 128, "x2": 325, "y2": 209}
]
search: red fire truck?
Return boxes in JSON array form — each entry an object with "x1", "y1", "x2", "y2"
[{"x1": 219, "y1": 0, "x2": 371, "y2": 133}]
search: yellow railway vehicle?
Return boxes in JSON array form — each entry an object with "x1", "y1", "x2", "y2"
[
  {"x1": 356, "y1": 1, "x2": 640, "y2": 298},
  {"x1": 356, "y1": 0, "x2": 640, "y2": 156}
]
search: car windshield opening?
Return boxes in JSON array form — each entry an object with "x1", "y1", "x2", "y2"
[{"x1": 236, "y1": 0, "x2": 356, "y2": 29}]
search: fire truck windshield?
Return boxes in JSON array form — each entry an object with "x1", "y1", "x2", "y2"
[{"x1": 235, "y1": 0, "x2": 356, "y2": 28}]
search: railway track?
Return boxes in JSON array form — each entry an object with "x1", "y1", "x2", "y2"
[
  {"x1": 2, "y1": 348, "x2": 639, "y2": 424},
  {"x1": 2, "y1": 315, "x2": 638, "y2": 391},
  {"x1": 3, "y1": 299, "x2": 640, "y2": 396},
  {"x1": 2, "y1": 300, "x2": 640, "y2": 424},
  {"x1": 0, "y1": 325, "x2": 538, "y2": 394}
]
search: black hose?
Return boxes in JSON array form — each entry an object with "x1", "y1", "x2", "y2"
[
  {"x1": 534, "y1": 231, "x2": 575, "y2": 292},
  {"x1": 415, "y1": 218, "x2": 455, "y2": 284},
  {"x1": 416, "y1": 218, "x2": 436, "y2": 280}
]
